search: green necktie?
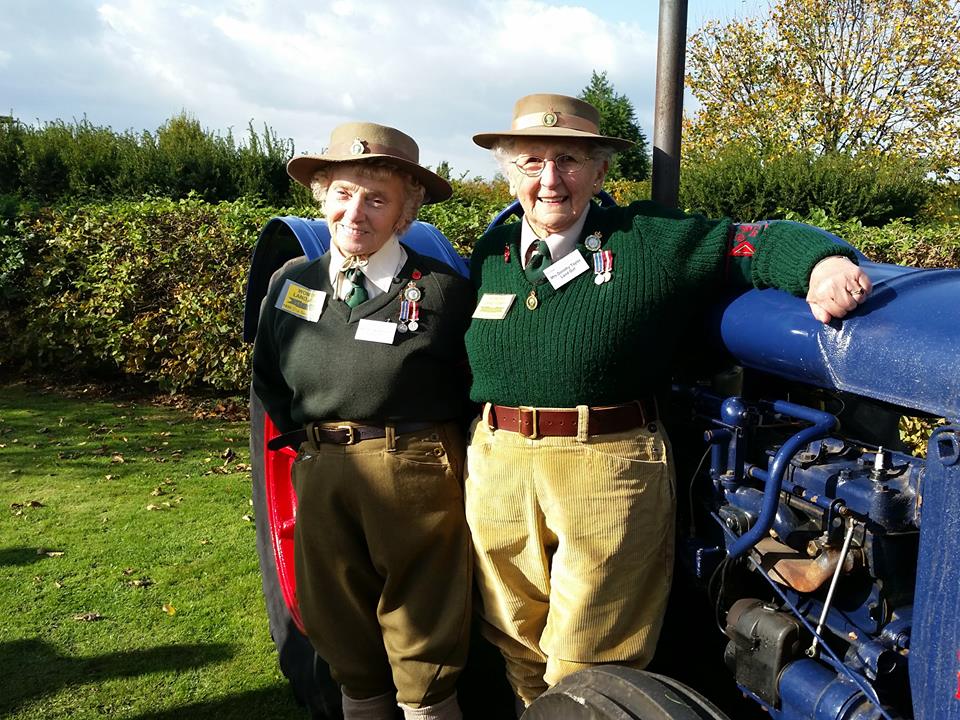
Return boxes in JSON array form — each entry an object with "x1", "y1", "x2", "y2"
[
  {"x1": 524, "y1": 240, "x2": 553, "y2": 284},
  {"x1": 343, "y1": 266, "x2": 368, "y2": 308}
]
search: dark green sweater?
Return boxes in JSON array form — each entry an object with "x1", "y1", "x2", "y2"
[
  {"x1": 253, "y1": 247, "x2": 474, "y2": 433},
  {"x1": 465, "y1": 201, "x2": 856, "y2": 408}
]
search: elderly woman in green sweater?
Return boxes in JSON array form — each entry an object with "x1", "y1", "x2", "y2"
[
  {"x1": 463, "y1": 93, "x2": 872, "y2": 708},
  {"x1": 252, "y1": 122, "x2": 474, "y2": 720}
]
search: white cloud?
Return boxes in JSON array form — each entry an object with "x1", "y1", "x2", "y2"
[{"x1": 4, "y1": 0, "x2": 669, "y2": 176}]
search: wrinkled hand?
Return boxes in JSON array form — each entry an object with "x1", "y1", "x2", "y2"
[{"x1": 806, "y1": 256, "x2": 872, "y2": 323}]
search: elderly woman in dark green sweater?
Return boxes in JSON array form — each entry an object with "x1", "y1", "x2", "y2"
[
  {"x1": 463, "y1": 93, "x2": 872, "y2": 709},
  {"x1": 253, "y1": 122, "x2": 474, "y2": 720}
]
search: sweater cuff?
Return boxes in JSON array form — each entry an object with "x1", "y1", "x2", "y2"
[{"x1": 752, "y1": 223, "x2": 859, "y2": 296}]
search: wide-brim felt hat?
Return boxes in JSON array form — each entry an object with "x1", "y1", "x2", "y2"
[
  {"x1": 287, "y1": 122, "x2": 452, "y2": 204},
  {"x1": 473, "y1": 93, "x2": 634, "y2": 151}
]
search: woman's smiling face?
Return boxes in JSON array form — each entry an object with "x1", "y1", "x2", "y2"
[{"x1": 509, "y1": 140, "x2": 608, "y2": 236}]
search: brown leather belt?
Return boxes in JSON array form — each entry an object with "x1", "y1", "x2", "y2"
[
  {"x1": 267, "y1": 421, "x2": 433, "y2": 451},
  {"x1": 487, "y1": 400, "x2": 655, "y2": 439}
]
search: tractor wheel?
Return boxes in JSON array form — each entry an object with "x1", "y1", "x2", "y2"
[
  {"x1": 250, "y1": 389, "x2": 342, "y2": 719},
  {"x1": 522, "y1": 666, "x2": 732, "y2": 720}
]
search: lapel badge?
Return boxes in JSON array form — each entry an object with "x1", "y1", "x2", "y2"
[
  {"x1": 542, "y1": 112, "x2": 558, "y2": 127},
  {"x1": 403, "y1": 281, "x2": 422, "y2": 303},
  {"x1": 584, "y1": 232, "x2": 602, "y2": 252},
  {"x1": 350, "y1": 138, "x2": 366, "y2": 155}
]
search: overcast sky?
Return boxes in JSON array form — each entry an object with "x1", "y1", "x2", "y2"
[{"x1": 1, "y1": 0, "x2": 766, "y2": 178}]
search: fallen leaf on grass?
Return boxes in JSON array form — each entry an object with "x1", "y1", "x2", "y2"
[
  {"x1": 150, "y1": 486, "x2": 166, "y2": 496},
  {"x1": 122, "y1": 568, "x2": 136, "y2": 575},
  {"x1": 241, "y1": 514, "x2": 254, "y2": 522},
  {"x1": 145, "y1": 504, "x2": 163, "y2": 511},
  {"x1": 221, "y1": 448, "x2": 236, "y2": 462},
  {"x1": 27, "y1": 500, "x2": 44, "y2": 508},
  {"x1": 110, "y1": 454, "x2": 125, "y2": 464},
  {"x1": 73, "y1": 612, "x2": 103, "y2": 622},
  {"x1": 37, "y1": 549, "x2": 64, "y2": 557},
  {"x1": 128, "y1": 577, "x2": 153, "y2": 588},
  {"x1": 104, "y1": 474, "x2": 117, "y2": 480},
  {"x1": 161, "y1": 603, "x2": 176, "y2": 616},
  {"x1": 199, "y1": 539, "x2": 211, "y2": 545}
]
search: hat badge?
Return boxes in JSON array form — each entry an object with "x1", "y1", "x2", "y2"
[
  {"x1": 350, "y1": 138, "x2": 367, "y2": 155},
  {"x1": 541, "y1": 112, "x2": 558, "y2": 127}
]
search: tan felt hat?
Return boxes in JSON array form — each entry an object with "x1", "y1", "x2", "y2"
[
  {"x1": 473, "y1": 93, "x2": 634, "y2": 151},
  {"x1": 287, "y1": 121, "x2": 452, "y2": 204}
]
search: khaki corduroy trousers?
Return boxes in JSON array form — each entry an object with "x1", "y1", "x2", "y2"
[{"x1": 464, "y1": 410, "x2": 675, "y2": 705}]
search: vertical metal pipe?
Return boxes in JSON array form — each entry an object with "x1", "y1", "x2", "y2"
[{"x1": 652, "y1": 0, "x2": 688, "y2": 208}]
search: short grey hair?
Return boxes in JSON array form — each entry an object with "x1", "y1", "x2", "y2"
[
  {"x1": 491, "y1": 138, "x2": 617, "y2": 180},
  {"x1": 309, "y1": 160, "x2": 427, "y2": 236}
]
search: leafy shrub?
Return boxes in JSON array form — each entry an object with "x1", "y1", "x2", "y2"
[
  {"x1": 4, "y1": 114, "x2": 296, "y2": 205},
  {"x1": 921, "y1": 182, "x2": 960, "y2": 225},
  {"x1": 0, "y1": 198, "x2": 279, "y2": 390},
  {"x1": 681, "y1": 144, "x2": 933, "y2": 225}
]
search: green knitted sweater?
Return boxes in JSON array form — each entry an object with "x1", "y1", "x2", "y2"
[
  {"x1": 464, "y1": 201, "x2": 856, "y2": 408},
  {"x1": 253, "y1": 248, "x2": 474, "y2": 433}
]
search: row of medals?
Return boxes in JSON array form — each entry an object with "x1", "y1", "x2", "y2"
[
  {"x1": 398, "y1": 281, "x2": 421, "y2": 333},
  {"x1": 525, "y1": 232, "x2": 613, "y2": 311}
]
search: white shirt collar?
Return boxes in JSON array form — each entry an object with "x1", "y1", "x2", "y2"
[
  {"x1": 519, "y1": 211, "x2": 590, "y2": 268},
  {"x1": 328, "y1": 236, "x2": 407, "y2": 299}
]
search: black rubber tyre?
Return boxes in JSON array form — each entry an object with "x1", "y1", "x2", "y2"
[
  {"x1": 522, "y1": 666, "x2": 733, "y2": 720},
  {"x1": 250, "y1": 388, "x2": 342, "y2": 719}
]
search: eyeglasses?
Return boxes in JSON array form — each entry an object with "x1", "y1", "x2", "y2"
[{"x1": 512, "y1": 153, "x2": 590, "y2": 177}]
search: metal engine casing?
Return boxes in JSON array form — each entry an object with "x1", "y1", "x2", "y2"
[{"x1": 673, "y1": 224, "x2": 960, "y2": 720}]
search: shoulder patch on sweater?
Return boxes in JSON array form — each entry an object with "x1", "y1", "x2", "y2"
[{"x1": 728, "y1": 222, "x2": 768, "y2": 257}]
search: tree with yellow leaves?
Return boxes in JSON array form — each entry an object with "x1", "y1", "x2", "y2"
[{"x1": 685, "y1": 0, "x2": 960, "y2": 174}]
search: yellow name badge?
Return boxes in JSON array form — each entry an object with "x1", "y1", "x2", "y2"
[
  {"x1": 276, "y1": 279, "x2": 326, "y2": 322},
  {"x1": 472, "y1": 293, "x2": 516, "y2": 320}
]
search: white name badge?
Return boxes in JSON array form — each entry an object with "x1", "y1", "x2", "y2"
[
  {"x1": 355, "y1": 319, "x2": 398, "y2": 344},
  {"x1": 472, "y1": 293, "x2": 516, "y2": 320},
  {"x1": 545, "y1": 250, "x2": 590, "y2": 289},
  {"x1": 276, "y1": 279, "x2": 326, "y2": 321}
]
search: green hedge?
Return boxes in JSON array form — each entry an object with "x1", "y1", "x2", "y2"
[
  {"x1": 1, "y1": 114, "x2": 297, "y2": 205},
  {"x1": 680, "y1": 144, "x2": 933, "y2": 225},
  {"x1": 2, "y1": 192, "x2": 957, "y2": 395},
  {"x1": 0, "y1": 197, "x2": 282, "y2": 391}
]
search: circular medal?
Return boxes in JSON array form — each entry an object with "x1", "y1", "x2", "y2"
[
  {"x1": 594, "y1": 274, "x2": 604, "y2": 286},
  {"x1": 585, "y1": 233, "x2": 602, "y2": 252},
  {"x1": 603, "y1": 271, "x2": 612, "y2": 282},
  {"x1": 407, "y1": 320, "x2": 419, "y2": 332},
  {"x1": 525, "y1": 291, "x2": 539, "y2": 311},
  {"x1": 397, "y1": 322, "x2": 408, "y2": 333},
  {"x1": 350, "y1": 138, "x2": 366, "y2": 155},
  {"x1": 403, "y1": 285, "x2": 422, "y2": 302}
]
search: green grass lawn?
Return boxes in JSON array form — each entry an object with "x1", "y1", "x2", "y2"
[{"x1": 0, "y1": 381, "x2": 306, "y2": 719}]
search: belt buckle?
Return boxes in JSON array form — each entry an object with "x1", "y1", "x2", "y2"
[
  {"x1": 518, "y1": 406, "x2": 538, "y2": 439},
  {"x1": 335, "y1": 425, "x2": 357, "y2": 444}
]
